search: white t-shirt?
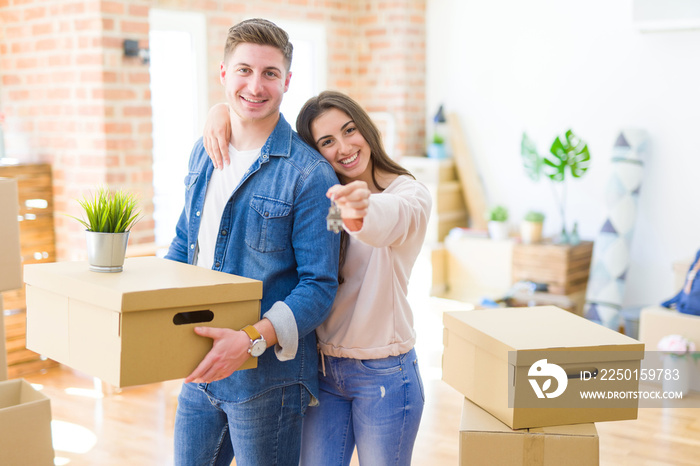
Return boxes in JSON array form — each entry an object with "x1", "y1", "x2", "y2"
[{"x1": 196, "y1": 144, "x2": 261, "y2": 269}]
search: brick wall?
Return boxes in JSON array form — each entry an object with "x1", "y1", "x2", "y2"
[
  {"x1": 0, "y1": 0, "x2": 426, "y2": 260},
  {"x1": 0, "y1": 0, "x2": 155, "y2": 259},
  {"x1": 355, "y1": 0, "x2": 426, "y2": 157}
]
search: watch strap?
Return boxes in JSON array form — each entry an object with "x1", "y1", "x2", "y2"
[{"x1": 242, "y1": 325, "x2": 262, "y2": 342}]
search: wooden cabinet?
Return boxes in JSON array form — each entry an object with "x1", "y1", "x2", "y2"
[
  {"x1": 512, "y1": 240, "x2": 593, "y2": 295},
  {"x1": 1, "y1": 164, "x2": 59, "y2": 378},
  {"x1": 433, "y1": 236, "x2": 593, "y2": 315}
]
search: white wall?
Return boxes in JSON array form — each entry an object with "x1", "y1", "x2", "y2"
[{"x1": 426, "y1": 0, "x2": 700, "y2": 307}]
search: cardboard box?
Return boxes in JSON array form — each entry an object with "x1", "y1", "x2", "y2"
[
  {"x1": 0, "y1": 178, "x2": 22, "y2": 293},
  {"x1": 0, "y1": 296, "x2": 7, "y2": 381},
  {"x1": 24, "y1": 256, "x2": 262, "y2": 387},
  {"x1": 400, "y1": 155, "x2": 458, "y2": 184},
  {"x1": 400, "y1": 156, "x2": 468, "y2": 244},
  {"x1": 442, "y1": 235, "x2": 513, "y2": 303},
  {"x1": 431, "y1": 245, "x2": 447, "y2": 296},
  {"x1": 443, "y1": 306, "x2": 644, "y2": 429},
  {"x1": 639, "y1": 305, "x2": 700, "y2": 391},
  {"x1": 430, "y1": 210, "x2": 468, "y2": 244},
  {"x1": 0, "y1": 378, "x2": 55, "y2": 465},
  {"x1": 433, "y1": 180, "x2": 467, "y2": 214},
  {"x1": 460, "y1": 397, "x2": 599, "y2": 466},
  {"x1": 673, "y1": 259, "x2": 693, "y2": 291}
]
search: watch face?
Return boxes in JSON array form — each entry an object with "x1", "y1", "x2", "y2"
[{"x1": 250, "y1": 340, "x2": 266, "y2": 357}]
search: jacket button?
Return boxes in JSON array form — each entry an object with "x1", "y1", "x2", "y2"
[
  {"x1": 221, "y1": 230, "x2": 227, "y2": 236},
  {"x1": 190, "y1": 244, "x2": 195, "y2": 249},
  {"x1": 264, "y1": 212, "x2": 270, "y2": 217},
  {"x1": 196, "y1": 211, "x2": 201, "y2": 217},
  {"x1": 215, "y1": 261, "x2": 221, "y2": 268}
]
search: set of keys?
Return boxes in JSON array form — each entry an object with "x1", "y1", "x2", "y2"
[{"x1": 326, "y1": 201, "x2": 343, "y2": 234}]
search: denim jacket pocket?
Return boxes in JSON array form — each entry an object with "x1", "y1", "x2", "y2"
[
  {"x1": 183, "y1": 172, "x2": 199, "y2": 206},
  {"x1": 246, "y1": 195, "x2": 293, "y2": 253}
]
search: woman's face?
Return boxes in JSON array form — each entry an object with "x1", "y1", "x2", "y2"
[{"x1": 310, "y1": 108, "x2": 372, "y2": 183}]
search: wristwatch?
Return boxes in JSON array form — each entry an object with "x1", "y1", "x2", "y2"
[{"x1": 242, "y1": 325, "x2": 267, "y2": 357}]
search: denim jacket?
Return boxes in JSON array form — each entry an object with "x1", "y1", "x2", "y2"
[{"x1": 165, "y1": 114, "x2": 340, "y2": 402}]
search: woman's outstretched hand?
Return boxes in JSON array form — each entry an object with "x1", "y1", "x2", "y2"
[
  {"x1": 203, "y1": 103, "x2": 232, "y2": 169},
  {"x1": 327, "y1": 181, "x2": 371, "y2": 232}
]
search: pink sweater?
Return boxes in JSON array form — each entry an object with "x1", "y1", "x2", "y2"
[{"x1": 316, "y1": 175, "x2": 432, "y2": 359}]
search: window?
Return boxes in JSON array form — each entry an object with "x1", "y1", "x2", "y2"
[
  {"x1": 149, "y1": 10, "x2": 208, "y2": 247},
  {"x1": 274, "y1": 20, "x2": 327, "y2": 125}
]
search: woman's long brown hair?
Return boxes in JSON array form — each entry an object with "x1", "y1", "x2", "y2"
[{"x1": 296, "y1": 91, "x2": 415, "y2": 283}]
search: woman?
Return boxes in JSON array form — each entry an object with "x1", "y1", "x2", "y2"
[{"x1": 204, "y1": 91, "x2": 431, "y2": 466}]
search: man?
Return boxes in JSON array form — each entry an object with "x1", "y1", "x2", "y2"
[{"x1": 165, "y1": 18, "x2": 340, "y2": 465}]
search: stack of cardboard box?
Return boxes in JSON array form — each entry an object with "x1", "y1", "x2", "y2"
[
  {"x1": 443, "y1": 305, "x2": 645, "y2": 465},
  {"x1": 400, "y1": 156, "x2": 468, "y2": 245},
  {"x1": 0, "y1": 177, "x2": 55, "y2": 465}
]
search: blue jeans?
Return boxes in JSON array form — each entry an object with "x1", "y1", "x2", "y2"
[
  {"x1": 174, "y1": 382, "x2": 309, "y2": 466},
  {"x1": 300, "y1": 348, "x2": 425, "y2": 466}
]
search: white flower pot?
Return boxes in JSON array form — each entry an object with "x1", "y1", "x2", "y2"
[
  {"x1": 487, "y1": 221, "x2": 509, "y2": 241},
  {"x1": 520, "y1": 221, "x2": 543, "y2": 244}
]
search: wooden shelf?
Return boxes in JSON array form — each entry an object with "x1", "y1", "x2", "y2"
[
  {"x1": 512, "y1": 240, "x2": 593, "y2": 295},
  {"x1": 1, "y1": 163, "x2": 58, "y2": 378}
]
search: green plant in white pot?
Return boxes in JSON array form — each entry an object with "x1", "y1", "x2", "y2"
[
  {"x1": 521, "y1": 129, "x2": 590, "y2": 243},
  {"x1": 521, "y1": 210, "x2": 545, "y2": 244},
  {"x1": 485, "y1": 205, "x2": 509, "y2": 241},
  {"x1": 71, "y1": 186, "x2": 141, "y2": 272}
]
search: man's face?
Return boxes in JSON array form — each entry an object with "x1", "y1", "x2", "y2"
[{"x1": 220, "y1": 43, "x2": 291, "y2": 125}]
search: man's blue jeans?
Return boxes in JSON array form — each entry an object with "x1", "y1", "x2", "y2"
[
  {"x1": 300, "y1": 348, "x2": 425, "y2": 466},
  {"x1": 174, "y1": 382, "x2": 309, "y2": 466}
]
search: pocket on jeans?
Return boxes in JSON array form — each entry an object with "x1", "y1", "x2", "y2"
[
  {"x1": 413, "y1": 359, "x2": 425, "y2": 402},
  {"x1": 358, "y1": 356, "x2": 402, "y2": 375}
]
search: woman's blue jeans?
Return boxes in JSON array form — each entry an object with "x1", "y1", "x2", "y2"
[
  {"x1": 300, "y1": 348, "x2": 425, "y2": 466},
  {"x1": 174, "y1": 382, "x2": 309, "y2": 466}
]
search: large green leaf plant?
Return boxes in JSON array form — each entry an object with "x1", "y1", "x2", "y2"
[{"x1": 520, "y1": 129, "x2": 590, "y2": 242}]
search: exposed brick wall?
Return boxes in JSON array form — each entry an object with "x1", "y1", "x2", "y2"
[
  {"x1": 355, "y1": 0, "x2": 426, "y2": 158},
  {"x1": 0, "y1": 0, "x2": 155, "y2": 260},
  {"x1": 0, "y1": 0, "x2": 426, "y2": 261},
  {"x1": 101, "y1": 0, "x2": 155, "y2": 251}
]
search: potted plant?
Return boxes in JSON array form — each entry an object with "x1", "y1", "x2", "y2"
[
  {"x1": 521, "y1": 210, "x2": 545, "y2": 244},
  {"x1": 71, "y1": 185, "x2": 141, "y2": 272},
  {"x1": 486, "y1": 205, "x2": 509, "y2": 241},
  {"x1": 520, "y1": 129, "x2": 590, "y2": 243},
  {"x1": 427, "y1": 104, "x2": 448, "y2": 159}
]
